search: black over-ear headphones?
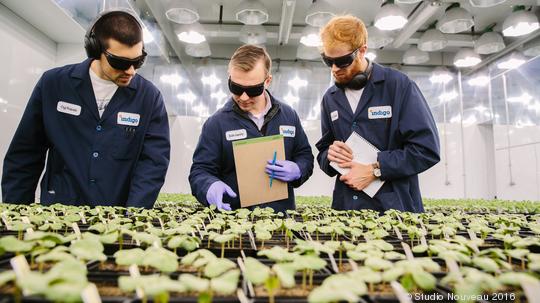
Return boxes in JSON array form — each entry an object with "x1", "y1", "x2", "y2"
[
  {"x1": 84, "y1": 9, "x2": 144, "y2": 60},
  {"x1": 335, "y1": 58, "x2": 373, "y2": 90}
]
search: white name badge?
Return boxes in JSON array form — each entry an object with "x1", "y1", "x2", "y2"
[
  {"x1": 331, "y1": 110, "x2": 339, "y2": 121},
  {"x1": 279, "y1": 125, "x2": 296, "y2": 137},
  {"x1": 226, "y1": 129, "x2": 247, "y2": 141},
  {"x1": 117, "y1": 112, "x2": 140, "y2": 126},
  {"x1": 57, "y1": 101, "x2": 81, "y2": 116},
  {"x1": 368, "y1": 106, "x2": 392, "y2": 119}
]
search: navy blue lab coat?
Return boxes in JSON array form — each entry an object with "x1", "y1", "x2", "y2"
[
  {"x1": 189, "y1": 92, "x2": 314, "y2": 213},
  {"x1": 1, "y1": 59, "x2": 170, "y2": 208},
  {"x1": 316, "y1": 63, "x2": 440, "y2": 212}
]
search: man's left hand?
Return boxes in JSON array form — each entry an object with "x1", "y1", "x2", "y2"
[{"x1": 339, "y1": 162, "x2": 377, "y2": 191}]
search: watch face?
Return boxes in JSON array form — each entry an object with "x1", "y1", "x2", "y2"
[{"x1": 374, "y1": 168, "x2": 381, "y2": 177}]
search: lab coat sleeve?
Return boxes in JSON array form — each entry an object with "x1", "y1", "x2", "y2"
[
  {"x1": 315, "y1": 97, "x2": 339, "y2": 177},
  {"x1": 2, "y1": 77, "x2": 49, "y2": 204},
  {"x1": 377, "y1": 81, "x2": 440, "y2": 181},
  {"x1": 188, "y1": 118, "x2": 222, "y2": 206},
  {"x1": 290, "y1": 111, "x2": 314, "y2": 188},
  {"x1": 126, "y1": 92, "x2": 170, "y2": 208}
]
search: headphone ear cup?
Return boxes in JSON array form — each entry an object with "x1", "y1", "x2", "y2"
[
  {"x1": 346, "y1": 73, "x2": 368, "y2": 90},
  {"x1": 84, "y1": 32, "x2": 102, "y2": 60}
]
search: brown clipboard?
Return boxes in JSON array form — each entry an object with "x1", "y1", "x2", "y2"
[{"x1": 232, "y1": 135, "x2": 288, "y2": 207}]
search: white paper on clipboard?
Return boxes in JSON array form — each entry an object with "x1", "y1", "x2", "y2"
[{"x1": 330, "y1": 131, "x2": 385, "y2": 198}]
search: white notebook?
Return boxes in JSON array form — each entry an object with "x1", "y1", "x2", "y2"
[{"x1": 330, "y1": 132, "x2": 385, "y2": 198}]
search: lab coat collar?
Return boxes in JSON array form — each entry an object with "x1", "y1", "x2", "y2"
[
  {"x1": 328, "y1": 62, "x2": 385, "y2": 94},
  {"x1": 222, "y1": 89, "x2": 281, "y2": 113},
  {"x1": 70, "y1": 58, "x2": 139, "y2": 90}
]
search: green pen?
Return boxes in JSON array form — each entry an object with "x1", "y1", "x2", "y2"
[{"x1": 269, "y1": 150, "x2": 277, "y2": 188}]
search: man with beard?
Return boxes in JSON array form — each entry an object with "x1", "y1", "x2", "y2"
[
  {"x1": 316, "y1": 15, "x2": 440, "y2": 212},
  {"x1": 2, "y1": 10, "x2": 170, "y2": 208},
  {"x1": 189, "y1": 44, "x2": 313, "y2": 212}
]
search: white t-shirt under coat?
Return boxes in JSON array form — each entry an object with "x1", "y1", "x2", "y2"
[
  {"x1": 89, "y1": 68, "x2": 118, "y2": 117},
  {"x1": 344, "y1": 87, "x2": 364, "y2": 114}
]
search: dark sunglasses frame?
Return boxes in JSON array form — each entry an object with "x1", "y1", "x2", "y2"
[
  {"x1": 104, "y1": 50, "x2": 147, "y2": 70},
  {"x1": 321, "y1": 48, "x2": 359, "y2": 69},
  {"x1": 228, "y1": 77, "x2": 267, "y2": 97}
]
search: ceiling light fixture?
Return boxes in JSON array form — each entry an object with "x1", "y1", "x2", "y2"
[
  {"x1": 305, "y1": 0, "x2": 336, "y2": 27},
  {"x1": 402, "y1": 46, "x2": 429, "y2": 64},
  {"x1": 160, "y1": 73, "x2": 183, "y2": 86},
  {"x1": 175, "y1": 22, "x2": 206, "y2": 44},
  {"x1": 211, "y1": 89, "x2": 227, "y2": 101},
  {"x1": 235, "y1": 0, "x2": 269, "y2": 25},
  {"x1": 185, "y1": 41, "x2": 211, "y2": 57},
  {"x1": 474, "y1": 27, "x2": 505, "y2": 55},
  {"x1": 437, "y1": 3, "x2": 474, "y2": 34},
  {"x1": 502, "y1": 6, "x2": 539, "y2": 37},
  {"x1": 201, "y1": 73, "x2": 221, "y2": 87},
  {"x1": 467, "y1": 75, "x2": 490, "y2": 86},
  {"x1": 507, "y1": 92, "x2": 532, "y2": 105},
  {"x1": 288, "y1": 76, "x2": 308, "y2": 88},
  {"x1": 469, "y1": 0, "x2": 506, "y2": 8},
  {"x1": 367, "y1": 26, "x2": 394, "y2": 48},
  {"x1": 165, "y1": 0, "x2": 199, "y2": 24},
  {"x1": 418, "y1": 28, "x2": 448, "y2": 52},
  {"x1": 497, "y1": 52, "x2": 526, "y2": 69},
  {"x1": 430, "y1": 67, "x2": 453, "y2": 84},
  {"x1": 300, "y1": 26, "x2": 322, "y2": 47},
  {"x1": 283, "y1": 92, "x2": 299, "y2": 105},
  {"x1": 374, "y1": 0, "x2": 408, "y2": 31},
  {"x1": 454, "y1": 48, "x2": 482, "y2": 67}
]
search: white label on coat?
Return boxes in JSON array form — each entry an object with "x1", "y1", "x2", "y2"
[
  {"x1": 279, "y1": 125, "x2": 296, "y2": 137},
  {"x1": 57, "y1": 101, "x2": 81, "y2": 116},
  {"x1": 117, "y1": 112, "x2": 140, "y2": 126},
  {"x1": 331, "y1": 110, "x2": 339, "y2": 121},
  {"x1": 226, "y1": 129, "x2": 247, "y2": 141},
  {"x1": 368, "y1": 106, "x2": 392, "y2": 119}
]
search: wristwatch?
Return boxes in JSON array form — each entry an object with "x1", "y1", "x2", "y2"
[{"x1": 372, "y1": 162, "x2": 381, "y2": 178}]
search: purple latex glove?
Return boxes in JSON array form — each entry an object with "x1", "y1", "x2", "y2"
[
  {"x1": 265, "y1": 160, "x2": 301, "y2": 182},
  {"x1": 206, "y1": 181, "x2": 237, "y2": 211}
]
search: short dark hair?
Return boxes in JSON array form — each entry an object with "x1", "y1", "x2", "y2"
[{"x1": 94, "y1": 12, "x2": 142, "y2": 49}]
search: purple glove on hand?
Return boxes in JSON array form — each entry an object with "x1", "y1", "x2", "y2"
[
  {"x1": 206, "y1": 181, "x2": 237, "y2": 211},
  {"x1": 265, "y1": 160, "x2": 301, "y2": 182}
]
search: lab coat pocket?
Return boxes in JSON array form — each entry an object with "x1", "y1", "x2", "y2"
[
  {"x1": 47, "y1": 173, "x2": 79, "y2": 203},
  {"x1": 376, "y1": 191, "x2": 405, "y2": 211},
  {"x1": 112, "y1": 126, "x2": 138, "y2": 160}
]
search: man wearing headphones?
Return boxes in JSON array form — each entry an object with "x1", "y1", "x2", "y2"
[
  {"x1": 316, "y1": 15, "x2": 440, "y2": 212},
  {"x1": 1, "y1": 10, "x2": 170, "y2": 208}
]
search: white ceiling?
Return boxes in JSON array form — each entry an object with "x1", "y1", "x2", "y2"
[{"x1": 133, "y1": 0, "x2": 539, "y2": 64}]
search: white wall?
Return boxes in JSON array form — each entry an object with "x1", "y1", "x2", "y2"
[
  {"x1": 56, "y1": 43, "x2": 85, "y2": 66},
  {"x1": 0, "y1": 3, "x2": 57, "y2": 198},
  {"x1": 493, "y1": 125, "x2": 540, "y2": 201}
]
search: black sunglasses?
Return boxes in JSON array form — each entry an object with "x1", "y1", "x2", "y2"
[
  {"x1": 321, "y1": 49, "x2": 359, "y2": 69},
  {"x1": 104, "y1": 50, "x2": 147, "y2": 70},
  {"x1": 228, "y1": 77, "x2": 266, "y2": 97}
]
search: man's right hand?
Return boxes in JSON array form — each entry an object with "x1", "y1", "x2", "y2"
[
  {"x1": 206, "y1": 181, "x2": 237, "y2": 211},
  {"x1": 327, "y1": 141, "x2": 353, "y2": 164}
]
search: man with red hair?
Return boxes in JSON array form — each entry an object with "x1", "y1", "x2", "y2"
[{"x1": 316, "y1": 15, "x2": 440, "y2": 212}]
